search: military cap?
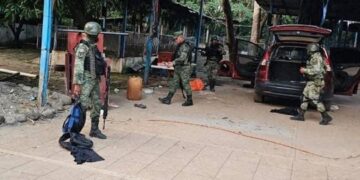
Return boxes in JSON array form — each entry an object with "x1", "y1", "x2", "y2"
[{"x1": 173, "y1": 31, "x2": 183, "y2": 37}]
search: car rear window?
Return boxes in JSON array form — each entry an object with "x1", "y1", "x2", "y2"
[{"x1": 272, "y1": 46, "x2": 308, "y2": 62}]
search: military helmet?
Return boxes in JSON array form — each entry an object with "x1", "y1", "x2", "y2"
[
  {"x1": 84, "y1": 22, "x2": 101, "y2": 36},
  {"x1": 211, "y1": 36, "x2": 218, "y2": 41},
  {"x1": 307, "y1": 43, "x2": 319, "y2": 53}
]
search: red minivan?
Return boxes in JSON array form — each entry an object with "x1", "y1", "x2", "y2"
[{"x1": 254, "y1": 24, "x2": 360, "y2": 107}]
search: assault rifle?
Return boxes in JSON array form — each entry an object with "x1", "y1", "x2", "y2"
[{"x1": 102, "y1": 66, "x2": 111, "y2": 130}]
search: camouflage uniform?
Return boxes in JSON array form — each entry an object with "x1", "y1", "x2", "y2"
[
  {"x1": 169, "y1": 42, "x2": 192, "y2": 96},
  {"x1": 74, "y1": 42, "x2": 102, "y2": 120},
  {"x1": 203, "y1": 39, "x2": 225, "y2": 91},
  {"x1": 291, "y1": 43, "x2": 332, "y2": 125},
  {"x1": 159, "y1": 31, "x2": 193, "y2": 106},
  {"x1": 73, "y1": 22, "x2": 107, "y2": 139},
  {"x1": 300, "y1": 52, "x2": 326, "y2": 112}
]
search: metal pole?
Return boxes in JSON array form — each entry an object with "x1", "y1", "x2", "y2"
[
  {"x1": 337, "y1": 20, "x2": 343, "y2": 46},
  {"x1": 343, "y1": 21, "x2": 348, "y2": 47},
  {"x1": 38, "y1": 0, "x2": 53, "y2": 106},
  {"x1": 355, "y1": 32, "x2": 358, "y2": 48},
  {"x1": 320, "y1": 0, "x2": 330, "y2": 26},
  {"x1": 193, "y1": 0, "x2": 204, "y2": 76},
  {"x1": 119, "y1": 0, "x2": 128, "y2": 58},
  {"x1": 144, "y1": 0, "x2": 154, "y2": 85},
  {"x1": 102, "y1": 0, "x2": 107, "y2": 30},
  {"x1": 144, "y1": 0, "x2": 159, "y2": 84},
  {"x1": 144, "y1": 37, "x2": 153, "y2": 84},
  {"x1": 57, "y1": 29, "x2": 127, "y2": 35}
]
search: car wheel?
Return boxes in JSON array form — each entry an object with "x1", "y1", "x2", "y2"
[{"x1": 254, "y1": 93, "x2": 264, "y2": 103}]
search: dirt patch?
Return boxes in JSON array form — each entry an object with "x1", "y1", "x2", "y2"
[
  {"x1": 0, "y1": 48, "x2": 169, "y2": 96},
  {"x1": 0, "y1": 48, "x2": 67, "y2": 93}
]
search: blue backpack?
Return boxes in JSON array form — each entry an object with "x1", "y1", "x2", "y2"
[
  {"x1": 62, "y1": 101, "x2": 86, "y2": 134},
  {"x1": 59, "y1": 101, "x2": 89, "y2": 151}
]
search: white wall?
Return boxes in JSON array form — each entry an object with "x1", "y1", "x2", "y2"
[{"x1": 0, "y1": 24, "x2": 37, "y2": 44}]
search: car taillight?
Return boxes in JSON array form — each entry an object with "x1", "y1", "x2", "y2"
[
  {"x1": 321, "y1": 48, "x2": 332, "y2": 71},
  {"x1": 257, "y1": 51, "x2": 270, "y2": 81}
]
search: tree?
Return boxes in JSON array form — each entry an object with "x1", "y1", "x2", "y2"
[
  {"x1": 250, "y1": 1, "x2": 260, "y2": 43},
  {"x1": 57, "y1": 0, "x2": 103, "y2": 28},
  {"x1": 0, "y1": 0, "x2": 42, "y2": 47},
  {"x1": 222, "y1": 0, "x2": 236, "y2": 63}
]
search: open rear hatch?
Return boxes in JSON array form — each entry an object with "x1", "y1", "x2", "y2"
[
  {"x1": 269, "y1": 45, "x2": 307, "y2": 85},
  {"x1": 268, "y1": 25, "x2": 331, "y2": 86},
  {"x1": 270, "y1": 25, "x2": 332, "y2": 43}
]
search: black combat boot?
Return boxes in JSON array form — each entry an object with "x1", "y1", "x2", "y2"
[
  {"x1": 182, "y1": 95, "x2": 193, "y2": 106},
  {"x1": 290, "y1": 109, "x2": 305, "y2": 121},
  {"x1": 209, "y1": 80, "x2": 215, "y2": 92},
  {"x1": 319, "y1": 112, "x2": 332, "y2": 125},
  {"x1": 158, "y1": 92, "x2": 174, "y2": 105},
  {"x1": 89, "y1": 118, "x2": 107, "y2": 139}
]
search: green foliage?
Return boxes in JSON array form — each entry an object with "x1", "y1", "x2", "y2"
[
  {"x1": 177, "y1": 0, "x2": 254, "y2": 24},
  {"x1": 205, "y1": 1, "x2": 222, "y2": 18},
  {"x1": 0, "y1": 0, "x2": 42, "y2": 46},
  {"x1": 0, "y1": 0, "x2": 42, "y2": 25},
  {"x1": 281, "y1": 15, "x2": 297, "y2": 24}
]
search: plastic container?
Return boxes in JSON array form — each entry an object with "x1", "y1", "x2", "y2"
[
  {"x1": 127, "y1": 76, "x2": 143, "y2": 100},
  {"x1": 190, "y1": 78, "x2": 205, "y2": 91}
]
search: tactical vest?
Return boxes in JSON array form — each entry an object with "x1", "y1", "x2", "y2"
[
  {"x1": 173, "y1": 42, "x2": 192, "y2": 66},
  {"x1": 206, "y1": 44, "x2": 223, "y2": 62},
  {"x1": 79, "y1": 40, "x2": 106, "y2": 76}
]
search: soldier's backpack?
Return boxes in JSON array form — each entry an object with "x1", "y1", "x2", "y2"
[{"x1": 62, "y1": 101, "x2": 85, "y2": 134}]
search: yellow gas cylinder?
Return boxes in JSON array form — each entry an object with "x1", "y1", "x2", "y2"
[{"x1": 127, "y1": 76, "x2": 143, "y2": 100}]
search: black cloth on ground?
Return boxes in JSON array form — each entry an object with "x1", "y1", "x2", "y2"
[
  {"x1": 59, "y1": 133, "x2": 104, "y2": 164},
  {"x1": 270, "y1": 107, "x2": 298, "y2": 116}
]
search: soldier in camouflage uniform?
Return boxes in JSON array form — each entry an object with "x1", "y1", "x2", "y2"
[
  {"x1": 73, "y1": 22, "x2": 107, "y2": 139},
  {"x1": 159, "y1": 31, "x2": 193, "y2": 106},
  {"x1": 201, "y1": 36, "x2": 225, "y2": 92},
  {"x1": 291, "y1": 43, "x2": 333, "y2": 125}
]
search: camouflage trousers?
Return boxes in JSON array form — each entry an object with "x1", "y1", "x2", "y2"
[
  {"x1": 205, "y1": 61, "x2": 219, "y2": 82},
  {"x1": 79, "y1": 72, "x2": 101, "y2": 121},
  {"x1": 168, "y1": 65, "x2": 192, "y2": 96},
  {"x1": 300, "y1": 80, "x2": 325, "y2": 112}
]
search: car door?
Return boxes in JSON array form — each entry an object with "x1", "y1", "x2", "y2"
[
  {"x1": 330, "y1": 47, "x2": 360, "y2": 95},
  {"x1": 235, "y1": 39, "x2": 264, "y2": 81}
]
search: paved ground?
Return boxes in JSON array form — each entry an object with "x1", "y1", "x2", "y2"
[{"x1": 0, "y1": 80, "x2": 360, "y2": 180}]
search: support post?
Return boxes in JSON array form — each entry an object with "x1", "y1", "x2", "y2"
[
  {"x1": 193, "y1": 0, "x2": 204, "y2": 76},
  {"x1": 102, "y1": 0, "x2": 107, "y2": 30},
  {"x1": 144, "y1": 0, "x2": 159, "y2": 84},
  {"x1": 343, "y1": 21, "x2": 348, "y2": 47},
  {"x1": 205, "y1": 28, "x2": 209, "y2": 43},
  {"x1": 355, "y1": 32, "x2": 358, "y2": 48},
  {"x1": 119, "y1": 0, "x2": 128, "y2": 58},
  {"x1": 320, "y1": 0, "x2": 330, "y2": 26},
  {"x1": 144, "y1": 38, "x2": 153, "y2": 84},
  {"x1": 38, "y1": 0, "x2": 53, "y2": 106}
]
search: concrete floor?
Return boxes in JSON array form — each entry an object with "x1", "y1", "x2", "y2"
[{"x1": 0, "y1": 80, "x2": 360, "y2": 180}]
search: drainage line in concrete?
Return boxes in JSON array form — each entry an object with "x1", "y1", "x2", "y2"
[{"x1": 148, "y1": 119, "x2": 359, "y2": 160}]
